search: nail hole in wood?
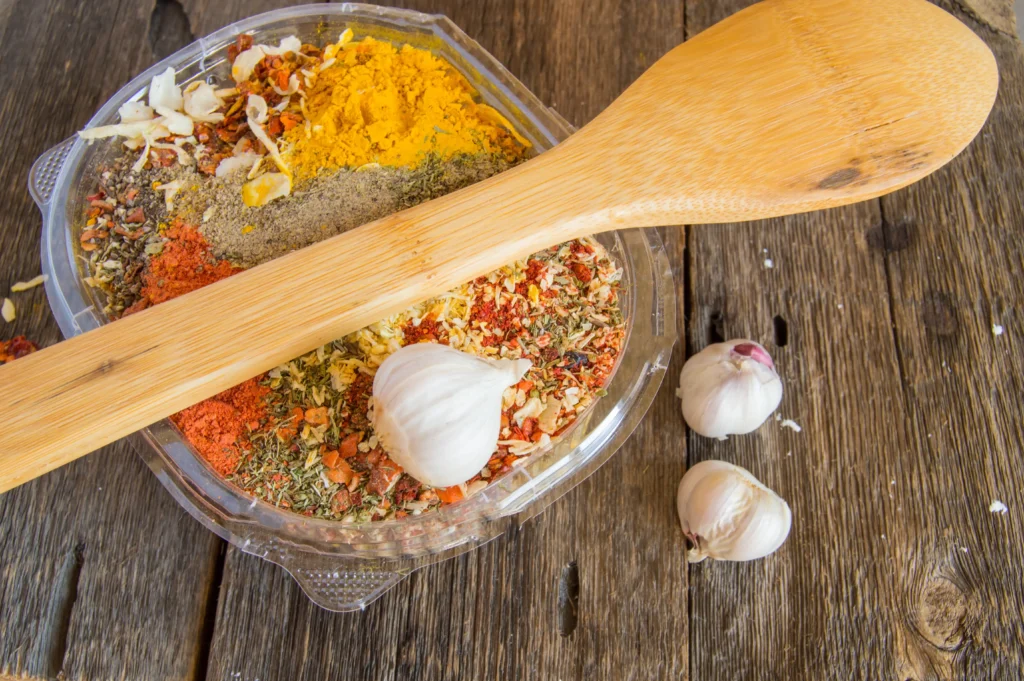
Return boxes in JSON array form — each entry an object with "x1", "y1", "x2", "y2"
[
  {"x1": 557, "y1": 561, "x2": 580, "y2": 637},
  {"x1": 708, "y1": 311, "x2": 725, "y2": 344},
  {"x1": 773, "y1": 315, "x2": 789, "y2": 347}
]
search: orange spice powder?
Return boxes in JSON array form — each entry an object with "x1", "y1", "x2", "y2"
[
  {"x1": 141, "y1": 222, "x2": 244, "y2": 305},
  {"x1": 171, "y1": 377, "x2": 271, "y2": 476},
  {"x1": 137, "y1": 222, "x2": 270, "y2": 474}
]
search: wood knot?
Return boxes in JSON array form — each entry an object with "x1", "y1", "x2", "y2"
[
  {"x1": 916, "y1": 576, "x2": 969, "y2": 650},
  {"x1": 867, "y1": 217, "x2": 914, "y2": 253},
  {"x1": 922, "y1": 292, "x2": 958, "y2": 337}
]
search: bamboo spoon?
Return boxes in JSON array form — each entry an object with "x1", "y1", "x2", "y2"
[{"x1": 0, "y1": 0, "x2": 998, "y2": 493}]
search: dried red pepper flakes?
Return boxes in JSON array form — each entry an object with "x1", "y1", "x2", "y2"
[
  {"x1": 571, "y1": 262, "x2": 593, "y2": 283},
  {"x1": 227, "y1": 33, "x2": 254, "y2": 63},
  {"x1": 402, "y1": 313, "x2": 448, "y2": 344},
  {"x1": 331, "y1": 488, "x2": 352, "y2": 513},
  {"x1": 301, "y1": 406, "x2": 326, "y2": 426},
  {"x1": 366, "y1": 455, "x2": 404, "y2": 496},
  {"x1": 325, "y1": 459, "x2": 356, "y2": 486},
  {"x1": 0, "y1": 336, "x2": 39, "y2": 364}
]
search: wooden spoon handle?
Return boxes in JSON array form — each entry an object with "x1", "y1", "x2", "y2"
[
  {"x1": 0, "y1": 161, "x2": 581, "y2": 492},
  {"x1": 0, "y1": 0, "x2": 998, "y2": 493}
]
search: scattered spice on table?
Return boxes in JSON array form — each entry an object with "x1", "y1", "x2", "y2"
[
  {"x1": 73, "y1": 30, "x2": 626, "y2": 523},
  {"x1": 0, "y1": 336, "x2": 37, "y2": 364},
  {"x1": 10, "y1": 274, "x2": 48, "y2": 292}
]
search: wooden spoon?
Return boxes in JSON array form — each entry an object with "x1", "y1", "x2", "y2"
[{"x1": 0, "y1": 0, "x2": 997, "y2": 493}]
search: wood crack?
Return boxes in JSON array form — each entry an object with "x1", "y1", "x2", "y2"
[
  {"x1": 556, "y1": 561, "x2": 580, "y2": 637},
  {"x1": 45, "y1": 543, "x2": 85, "y2": 680},
  {"x1": 149, "y1": 0, "x2": 194, "y2": 61},
  {"x1": 191, "y1": 541, "x2": 226, "y2": 681},
  {"x1": 877, "y1": 201, "x2": 914, "y2": 415}
]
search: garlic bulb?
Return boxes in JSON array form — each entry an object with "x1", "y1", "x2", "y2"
[
  {"x1": 371, "y1": 343, "x2": 531, "y2": 488},
  {"x1": 677, "y1": 460, "x2": 791, "y2": 562},
  {"x1": 677, "y1": 339, "x2": 782, "y2": 438}
]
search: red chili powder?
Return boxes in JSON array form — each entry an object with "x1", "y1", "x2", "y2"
[
  {"x1": 137, "y1": 222, "x2": 269, "y2": 474},
  {"x1": 141, "y1": 222, "x2": 244, "y2": 305},
  {"x1": 402, "y1": 314, "x2": 448, "y2": 344},
  {"x1": 171, "y1": 377, "x2": 271, "y2": 476}
]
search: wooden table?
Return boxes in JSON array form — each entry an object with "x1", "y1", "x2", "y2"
[{"x1": 2, "y1": 0, "x2": 1022, "y2": 678}]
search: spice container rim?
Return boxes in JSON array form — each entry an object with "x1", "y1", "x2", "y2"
[{"x1": 33, "y1": 4, "x2": 675, "y2": 610}]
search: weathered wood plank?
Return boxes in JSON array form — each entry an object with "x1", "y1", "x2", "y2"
[
  {"x1": 875, "y1": 3, "x2": 1024, "y2": 677},
  {"x1": 0, "y1": 1, "x2": 232, "y2": 679},
  {"x1": 685, "y1": 0, "x2": 1024, "y2": 679},
  {"x1": 686, "y1": 201, "x2": 915, "y2": 678},
  {"x1": 203, "y1": 1, "x2": 688, "y2": 680},
  {"x1": 6, "y1": 1, "x2": 1022, "y2": 679},
  {"x1": 180, "y1": 0, "x2": 322, "y2": 38}
]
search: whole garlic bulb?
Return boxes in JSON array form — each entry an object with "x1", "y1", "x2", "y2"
[
  {"x1": 677, "y1": 460, "x2": 792, "y2": 562},
  {"x1": 371, "y1": 343, "x2": 531, "y2": 488},
  {"x1": 677, "y1": 339, "x2": 782, "y2": 438}
]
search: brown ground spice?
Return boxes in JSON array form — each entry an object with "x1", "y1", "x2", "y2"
[{"x1": 169, "y1": 153, "x2": 516, "y2": 267}]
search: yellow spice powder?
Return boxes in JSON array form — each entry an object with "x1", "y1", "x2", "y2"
[{"x1": 285, "y1": 37, "x2": 526, "y2": 178}]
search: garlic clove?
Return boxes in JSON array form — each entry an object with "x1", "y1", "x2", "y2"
[
  {"x1": 677, "y1": 339, "x2": 782, "y2": 438},
  {"x1": 154, "y1": 107, "x2": 194, "y2": 137},
  {"x1": 183, "y1": 81, "x2": 225, "y2": 122},
  {"x1": 677, "y1": 460, "x2": 791, "y2": 562},
  {"x1": 148, "y1": 66, "x2": 183, "y2": 112},
  {"x1": 118, "y1": 101, "x2": 155, "y2": 124},
  {"x1": 371, "y1": 343, "x2": 531, "y2": 488},
  {"x1": 241, "y1": 172, "x2": 292, "y2": 207}
]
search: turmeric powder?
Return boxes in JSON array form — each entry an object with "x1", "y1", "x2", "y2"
[{"x1": 285, "y1": 37, "x2": 527, "y2": 179}]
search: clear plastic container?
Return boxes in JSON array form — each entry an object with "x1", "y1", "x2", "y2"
[{"x1": 31, "y1": 3, "x2": 675, "y2": 611}]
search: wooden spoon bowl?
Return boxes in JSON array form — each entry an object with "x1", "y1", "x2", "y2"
[{"x1": 0, "y1": 0, "x2": 998, "y2": 492}]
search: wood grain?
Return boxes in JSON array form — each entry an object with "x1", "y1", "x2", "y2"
[
  {"x1": 0, "y1": 0, "x2": 1000, "y2": 497},
  {"x1": 204, "y1": 1, "x2": 690, "y2": 680},
  {"x1": 0, "y1": 1, "x2": 227, "y2": 679},
  {"x1": 1, "y1": 1, "x2": 1023, "y2": 680},
  {"x1": 876, "y1": 3, "x2": 1024, "y2": 676},
  {"x1": 685, "y1": 0, "x2": 1024, "y2": 678}
]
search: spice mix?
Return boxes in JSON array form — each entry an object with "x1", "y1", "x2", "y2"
[{"x1": 76, "y1": 30, "x2": 627, "y2": 523}]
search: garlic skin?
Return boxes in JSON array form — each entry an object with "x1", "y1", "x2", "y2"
[
  {"x1": 677, "y1": 460, "x2": 791, "y2": 562},
  {"x1": 371, "y1": 343, "x2": 531, "y2": 488},
  {"x1": 677, "y1": 339, "x2": 782, "y2": 438}
]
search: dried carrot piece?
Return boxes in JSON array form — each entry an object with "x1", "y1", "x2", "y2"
[
  {"x1": 339, "y1": 432, "x2": 361, "y2": 458},
  {"x1": 322, "y1": 450, "x2": 339, "y2": 469},
  {"x1": 436, "y1": 485, "x2": 465, "y2": 504},
  {"x1": 304, "y1": 406, "x2": 329, "y2": 426}
]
